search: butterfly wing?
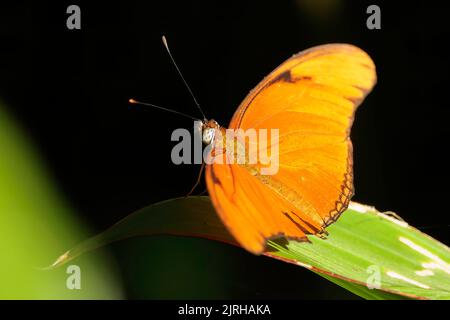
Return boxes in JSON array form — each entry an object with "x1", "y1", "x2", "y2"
[{"x1": 206, "y1": 44, "x2": 376, "y2": 254}]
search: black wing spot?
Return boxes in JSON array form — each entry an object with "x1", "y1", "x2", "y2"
[
  {"x1": 272, "y1": 70, "x2": 294, "y2": 83},
  {"x1": 268, "y1": 70, "x2": 313, "y2": 85},
  {"x1": 282, "y1": 212, "x2": 310, "y2": 234}
]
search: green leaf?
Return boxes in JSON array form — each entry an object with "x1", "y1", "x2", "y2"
[
  {"x1": 0, "y1": 101, "x2": 123, "y2": 299},
  {"x1": 51, "y1": 196, "x2": 450, "y2": 300}
]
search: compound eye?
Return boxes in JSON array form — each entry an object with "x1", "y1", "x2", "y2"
[{"x1": 202, "y1": 128, "x2": 215, "y2": 145}]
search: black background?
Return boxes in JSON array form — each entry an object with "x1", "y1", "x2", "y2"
[{"x1": 1, "y1": 0, "x2": 449, "y2": 299}]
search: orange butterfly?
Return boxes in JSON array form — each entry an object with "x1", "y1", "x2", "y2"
[
  {"x1": 203, "y1": 44, "x2": 376, "y2": 254},
  {"x1": 133, "y1": 40, "x2": 376, "y2": 255}
]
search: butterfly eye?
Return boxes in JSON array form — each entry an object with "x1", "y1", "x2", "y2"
[{"x1": 202, "y1": 128, "x2": 215, "y2": 145}]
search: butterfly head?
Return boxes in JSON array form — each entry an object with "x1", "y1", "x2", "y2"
[{"x1": 201, "y1": 119, "x2": 219, "y2": 145}]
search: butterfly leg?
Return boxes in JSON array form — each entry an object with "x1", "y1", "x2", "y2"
[{"x1": 186, "y1": 162, "x2": 206, "y2": 197}]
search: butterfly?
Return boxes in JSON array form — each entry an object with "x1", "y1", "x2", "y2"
[
  {"x1": 203, "y1": 44, "x2": 376, "y2": 254},
  {"x1": 132, "y1": 40, "x2": 376, "y2": 254}
]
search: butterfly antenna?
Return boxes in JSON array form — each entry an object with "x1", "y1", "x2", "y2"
[
  {"x1": 162, "y1": 35, "x2": 207, "y2": 121},
  {"x1": 129, "y1": 98, "x2": 200, "y2": 121}
]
